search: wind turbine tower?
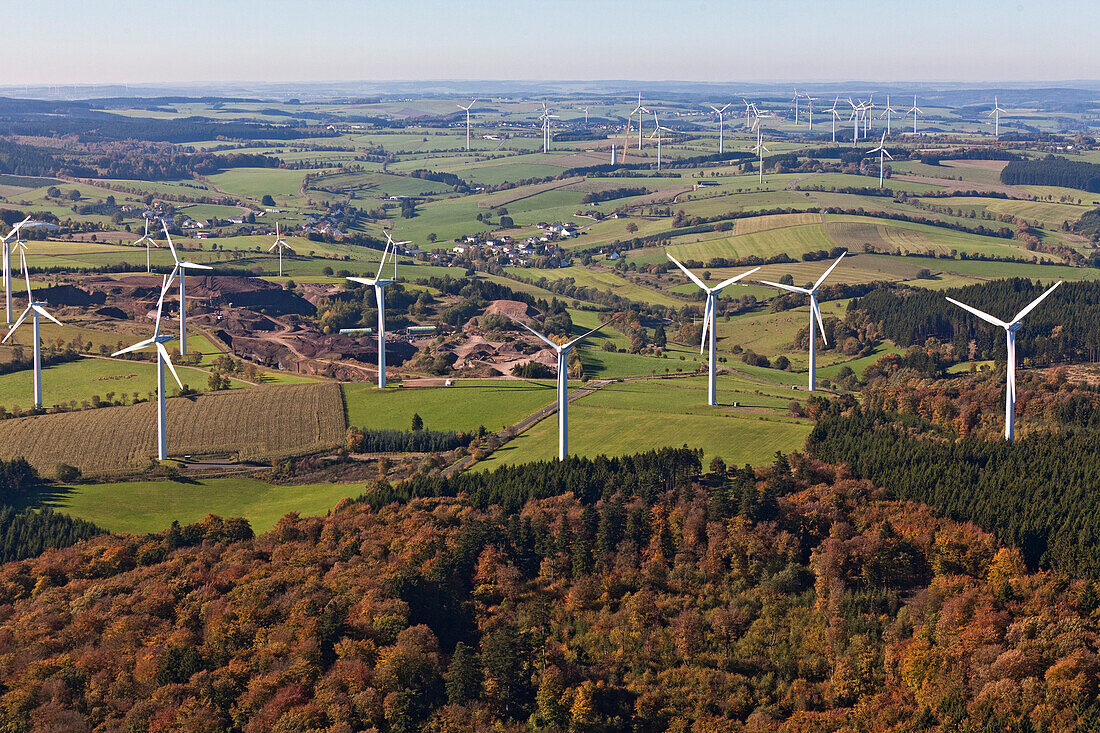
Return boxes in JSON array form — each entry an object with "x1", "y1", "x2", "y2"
[
  {"x1": 456, "y1": 99, "x2": 478, "y2": 151},
  {"x1": 827, "y1": 97, "x2": 843, "y2": 143},
  {"x1": 759, "y1": 252, "x2": 847, "y2": 391},
  {"x1": 988, "y1": 96, "x2": 1006, "y2": 138},
  {"x1": 945, "y1": 281, "x2": 1062, "y2": 441},
  {"x1": 907, "y1": 96, "x2": 923, "y2": 134},
  {"x1": 667, "y1": 254, "x2": 758, "y2": 405}
]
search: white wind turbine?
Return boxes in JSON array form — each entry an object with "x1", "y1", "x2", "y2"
[
  {"x1": 847, "y1": 98, "x2": 862, "y2": 143},
  {"x1": 346, "y1": 235, "x2": 402, "y2": 389},
  {"x1": 134, "y1": 215, "x2": 160, "y2": 273},
  {"x1": 907, "y1": 96, "x2": 923, "y2": 134},
  {"x1": 708, "y1": 103, "x2": 732, "y2": 154},
  {"x1": 666, "y1": 254, "x2": 758, "y2": 406},
  {"x1": 112, "y1": 274, "x2": 183, "y2": 461},
  {"x1": 866, "y1": 132, "x2": 894, "y2": 188},
  {"x1": 3, "y1": 249, "x2": 63, "y2": 409},
  {"x1": 268, "y1": 221, "x2": 292, "y2": 277},
  {"x1": 630, "y1": 93, "x2": 645, "y2": 150},
  {"x1": 161, "y1": 220, "x2": 212, "y2": 356},
  {"x1": 759, "y1": 252, "x2": 846, "y2": 391},
  {"x1": 506, "y1": 312, "x2": 618, "y2": 461},
  {"x1": 945, "y1": 281, "x2": 1062, "y2": 441},
  {"x1": 648, "y1": 112, "x2": 674, "y2": 171},
  {"x1": 2, "y1": 216, "x2": 32, "y2": 324},
  {"x1": 791, "y1": 90, "x2": 800, "y2": 126},
  {"x1": 456, "y1": 99, "x2": 477, "y2": 151},
  {"x1": 988, "y1": 96, "x2": 1006, "y2": 138},
  {"x1": 827, "y1": 97, "x2": 843, "y2": 143},
  {"x1": 878, "y1": 95, "x2": 900, "y2": 135},
  {"x1": 805, "y1": 95, "x2": 817, "y2": 130},
  {"x1": 863, "y1": 95, "x2": 876, "y2": 137},
  {"x1": 743, "y1": 98, "x2": 755, "y2": 127},
  {"x1": 580, "y1": 106, "x2": 589, "y2": 125},
  {"x1": 752, "y1": 117, "x2": 770, "y2": 184},
  {"x1": 381, "y1": 229, "x2": 410, "y2": 280}
]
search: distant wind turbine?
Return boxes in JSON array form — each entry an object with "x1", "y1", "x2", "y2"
[
  {"x1": 847, "y1": 98, "x2": 862, "y2": 143},
  {"x1": 804, "y1": 95, "x2": 817, "y2": 130},
  {"x1": 827, "y1": 97, "x2": 843, "y2": 143},
  {"x1": 945, "y1": 281, "x2": 1062, "y2": 441},
  {"x1": 752, "y1": 117, "x2": 769, "y2": 184},
  {"x1": 878, "y1": 95, "x2": 900, "y2": 135},
  {"x1": 506, "y1": 312, "x2": 618, "y2": 461},
  {"x1": 907, "y1": 96, "x2": 923, "y2": 134},
  {"x1": 630, "y1": 93, "x2": 644, "y2": 150},
  {"x1": 3, "y1": 249, "x2": 63, "y2": 409},
  {"x1": 112, "y1": 274, "x2": 183, "y2": 460},
  {"x1": 456, "y1": 99, "x2": 477, "y2": 151},
  {"x1": 667, "y1": 254, "x2": 758, "y2": 406},
  {"x1": 649, "y1": 111, "x2": 674, "y2": 171},
  {"x1": 866, "y1": 132, "x2": 894, "y2": 188},
  {"x1": 759, "y1": 252, "x2": 847, "y2": 391},
  {"x1": 268, "y1": 221, "x2": 292, "y2": 277},
  {"x1": 708, "y1": 102, "x2": 732, "y2": 155},
  {"x1": 791, "y1": 89, "x2": 800, "y2": 126},
  {"x1": 134, "y1": 216, "x2": 159, "y2": 273},
  {"x1": 988, "y1": 96, "x2": 1006, "y2": 138}
]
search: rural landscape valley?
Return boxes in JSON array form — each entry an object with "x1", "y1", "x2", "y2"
[{"x1": 0, "y1": 1, "x2": 1098, "y2": 730}]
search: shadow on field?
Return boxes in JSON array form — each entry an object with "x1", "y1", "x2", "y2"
[{"x1": 11, "y1": 484, "x2": 81, "y2": 512}]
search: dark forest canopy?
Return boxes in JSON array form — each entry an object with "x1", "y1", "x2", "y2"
[
  {"x1": 1001, "y1": 155, "x2": 1100, "y2": 192},
  {"x1": 849, "y1": 277, "x2": 1100, "y2": 363}
]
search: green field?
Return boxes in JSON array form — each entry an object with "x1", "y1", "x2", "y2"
[
  {"x1": 476, "y1": 377, "x2": 812, "y2": 469},
  {"x1": 36, "y1": 477, "x2": 359, "y2": 535},
  {"x1": 343, "y1": 379, "x2": 558, "y2": 433}
]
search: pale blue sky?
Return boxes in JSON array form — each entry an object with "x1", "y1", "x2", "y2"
[{"x1": 5, "y1": 0, "x2": 1094, "y2": 84}]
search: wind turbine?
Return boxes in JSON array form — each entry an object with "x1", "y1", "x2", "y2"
[
  {"x1": 945, "y1": 281, "x2": 1062, "y2": 441},
  {"x1": 988, "y1": 96, "x2": 1006, "y2": 138},
  {"x1": 863, "y1": 95, "x2": 876, "y2": 137},
  {"x1": 708, "y1": 103, "x2": 732, "y2": 154},
  {"x1": 456, "y1": 99, "x2": 477, "y2": 151},
  {"x1": 381, "y1": 229, "x2": 410, "y2": 280},
  {"x1": 112, "y1": 274, "x2": 183, "y2": 461},
  {"x1": 791, "y1": 90, "x2": 800, "y2": 126},
  {"x1": 580, "y1": 106, "x2": 589, "y2": 125},
  {"x1": 759, "y1": 252, "x2": 847, "y2": 391},
  {"x1": 268, "y1": 221, "x2": 292, "y2": 277},
  {"x1": 3, "y1": 249, "x2": 63, "y2": 409},
  {"x1": 666, "y1": 254, "x2": 758, "y2": 406},
  {"x1": 346, "y1": 235, "x2": 401, "y2": 389},
  {"x1": 161, "y1": 220, "x2": 212, "y2": 356},
  {"x1": 2, "y1": 216, "x2": 32, "y2": 324},
  {"x1": 752, "y1": 117, "x2": 769, "y2": 184},
  {"x1": 847, "y1": 98, "x2": 862, "y2": 143},
  {"x1": 743, "y1": 98, "x2": 755, "y2": 127},
  {"x1": 866, "y1": 132, "x2": 894, "y2": 188},
  {"x1": 630, "y1": 93, "x2": 644, "y2": 150},
  {"x1": 878, "y1": 96, "x2": 900, "y2": 135},
  {"x1": 907, "y1": 96, "x2": 923, "y2": 134},
  {"x1": 827, "y1": 97, "x2": 843, "y2": 143},
  {"x1": 134, "y1": 216, "x2": 160, "y2": 273},
  {"x1": 505, "y1": 312, "x2": 618, "y2": 461},
  {"x1": 805, "y1": 95, "x2": 817, "y2": 130},
  {"x1": 649, "y1": 112, "x2": 673, "y2": 171}
]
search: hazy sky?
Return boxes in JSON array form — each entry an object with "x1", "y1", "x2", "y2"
[{"x1": 4, "y1": 0, "x2": 1095, "y2": 85}]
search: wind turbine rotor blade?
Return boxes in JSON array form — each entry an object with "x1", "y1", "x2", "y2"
[
  {"x1": 32, "y1": 304, "x2": 62, "y2": 327},
  {"x1": 181, "y1": 262, "x2": 213, "y2": 271},
  {"x1": 112, "y1": 337, "x2": 155, "y2": 357},
  {"x1": 812, "y1": 298, "x2": 828, "y2": 346},
  {"x1": 759, "y1": 280, "x2": 812, "y2": 295},
  {"x1": 268, "y1": 242, "x2": 279, "y2": 252},
  {"x1": 712, "y1": 267, "x2": 761, "y2": 292},
  {"x1": 2, "y1": 307, "x2": 31, "y2": 342},
  {"x1": 883, "y1": 150, "x2": 893, "y2": 159},
  {"x1": 157, "y1": 343, "x2": 184, "y2": 390},
  {"x1": 1011, "y1": 281, "x2": 1063, "y2": 324},
  {"x1": 945, "y1": 297, "x2": 1009, "y2": 329},
  {"x1": 347, "y1": 276, "x2": 377, "y2": 287},
  {"x1": 563, "y1": 314, "x2": 621, "y2": 350},
  {"x1": 503, "y1": 312, "x2": 560, "y2": 350},
  {"x1": 699, "y1": 297, "x2": 712, "y2": 355},
  {"x1": 665, "y1": 253, "x2": 708, "y2": 290},
  {"x1": 813, "y1": 252, "x2": 847, "y2": 290}
]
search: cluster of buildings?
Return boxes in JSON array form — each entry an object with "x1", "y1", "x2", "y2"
[{"x1": 451, "y1": 221, "x2": 580, "y2": 267}]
